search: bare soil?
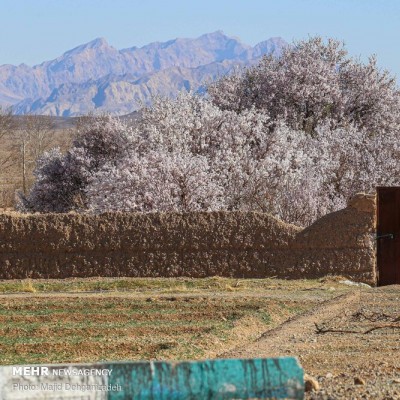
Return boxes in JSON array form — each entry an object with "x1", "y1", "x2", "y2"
[{"x1": 225, "y1": 285, "x2": 400, "y2": 400}]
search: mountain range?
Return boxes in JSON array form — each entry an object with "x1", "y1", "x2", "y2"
[{"x1": 0, "y1": 31, "x2": 286, "y2": 116}]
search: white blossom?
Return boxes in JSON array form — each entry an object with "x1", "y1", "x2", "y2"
[{"x1": 19, "y1": 38, "x2": 400, "y2": 227}]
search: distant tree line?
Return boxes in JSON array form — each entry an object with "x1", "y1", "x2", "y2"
[{"x1": 0, "y1": 111, "x2": 65, "y2": 207}]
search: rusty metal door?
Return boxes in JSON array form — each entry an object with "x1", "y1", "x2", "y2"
[{"x1": 377, "y1": 187, "x2": 400, "y2": 285}]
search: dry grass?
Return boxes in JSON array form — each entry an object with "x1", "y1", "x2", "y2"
[
  {"x1": 19, "y1": 279, "x2": 37, "y2": 293},
  {"x1": 0, "y1": 276, "x2": 348, "y2": 294}
]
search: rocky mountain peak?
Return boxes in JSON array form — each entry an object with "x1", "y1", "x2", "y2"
[{"x1": 0, "y1": 32, "x2": 286, "y2": 116}]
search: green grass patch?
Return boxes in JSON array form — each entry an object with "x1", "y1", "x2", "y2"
[{"x1": 0, "y1": 276, "x2": 334, "y2": 294}]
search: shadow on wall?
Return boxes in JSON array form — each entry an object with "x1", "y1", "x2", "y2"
[
  {"x1": 0, "y1": 194, "x2": 376, "y2": 284},
  {"x1": 292, "y1": 193, "x2": 376, "y2": 284}
]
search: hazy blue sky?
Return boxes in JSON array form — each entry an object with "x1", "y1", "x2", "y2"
[{"x1": 1, "y1": 0, "x2": 399, "y2": 79}]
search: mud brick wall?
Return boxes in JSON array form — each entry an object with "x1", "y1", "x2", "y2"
[{"x1": 0, "y1": 194, "x2": 376, "y2": 283}]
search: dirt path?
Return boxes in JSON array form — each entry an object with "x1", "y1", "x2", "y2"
[{"x1": 223, "y1": 286, "x2": 400, "y2": 399}]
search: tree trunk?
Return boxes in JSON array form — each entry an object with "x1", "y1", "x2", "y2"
[{"x1": 22, "y1": 141, "x2": 26, "y2": 195}]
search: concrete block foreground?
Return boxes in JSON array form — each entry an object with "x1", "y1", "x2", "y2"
[{"x1": 0, "y1": 357, "x2": 304, "y2": 399}]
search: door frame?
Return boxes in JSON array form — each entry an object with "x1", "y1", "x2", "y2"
[{"x1": 376, "y1": 186, "x2": 400, "y2": 286}]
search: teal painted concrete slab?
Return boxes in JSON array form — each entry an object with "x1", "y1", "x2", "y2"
[
  {"x1": 0, "y1": 357, "x2": 303, "y2": 399},
  {"x1": 108, "y1": 357, "x2": 304, "y2": 399}
]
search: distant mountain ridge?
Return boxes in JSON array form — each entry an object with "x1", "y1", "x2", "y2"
[{"x1": 0, "y1": 31, "x2": 286, "y2": 116}]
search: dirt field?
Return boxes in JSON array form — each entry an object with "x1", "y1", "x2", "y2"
[
  {"x1": 226, "y1": 285, "x2": 400, "y2": 399},
  {"x1": 0, "y1": 277, "x2": 349, "y2": 365},
  {"x1": 0, "y1": 277, "x2": 398, "y2": 399}
]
